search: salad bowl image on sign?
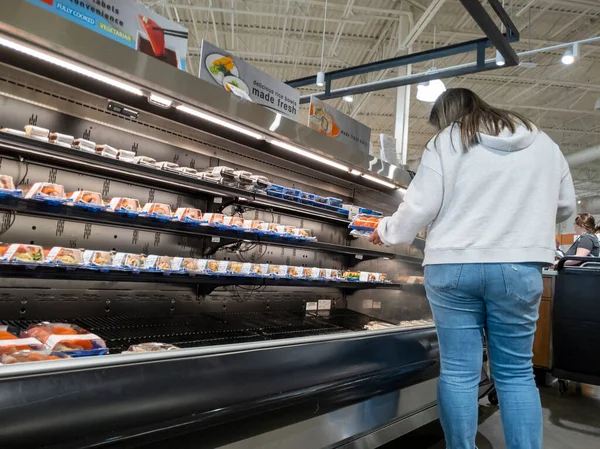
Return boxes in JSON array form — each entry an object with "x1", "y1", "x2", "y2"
[{"x1": 199, "y1": 41, "x2": 299, "y2": 120}]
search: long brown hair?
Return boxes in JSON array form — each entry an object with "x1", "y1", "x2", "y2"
[
  {"x1": 575, "y1": 213, "x2": 600, "y2": 234},
  {"x1": 429, "y1": 88, "x2": 534, "y2": 152}
]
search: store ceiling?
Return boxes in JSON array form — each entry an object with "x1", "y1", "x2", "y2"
[{"x1": 143, "y1": 0, "x2": 600, "y2": 197}]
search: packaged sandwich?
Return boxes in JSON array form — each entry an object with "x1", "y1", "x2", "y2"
[
  {"x1": 0, "y1": 174, "x2": 23, "y2": 197},
  {"x1": 96, "y1": 144, "x2": 119, "y2": 159},
  {"x1": 112, "y1": 252, "x2": 142, "y2": 270},
  {"x1": 1, "y1": 351, "x2": 69, "y2": 364},
  {"x1": 82, "y1": 250, "x2": 113, "y2": 269},
  {"x1": 1, "y1": 128, "x2": 27, "y2": 137},
  {"x1": 286, "y1": 266, "x2": 302, "y2": 278},
  {"x1": 24, "y1": 125, "x2": 50, "y2": 141},
  {"x1": 343, "y1": 271, "x2": 360, "y2": 282},
  {"x1": 133, "y1": 156, "x2": 157, "y2": 167},
  {"x1": 25, "y1": 182, "x2": 66, "y2": 203},
  {"x1": 45, "y1": 247, "x2": 83, "y2": 266},
  {"x1": 108, "y1": 197, "x2": 140, "y2": 215},
  {"x1": 175, "y1": 167, "x2": 197, "y2": 176},
  {"x1": 3, "y1": 244, "x2": 44, "y2": 264},
  {"x1": 49, "y1": 132, "x2": 74, "y2": 147},
  {"x1": 171, "y1": 257, "x2": 202, "y2": 274},
  {"x1": 359, "y1": 272, "x2": 378, "y2": 283},
  {"x1": 223, "y1": 216, "x2": 244, "y2": 229},
  {"x1": 229, "y1": 262, "x2": 244, "y2": 275},
  {"x1": 24, "y1": 323, "x2": 108, "y2": 357},
  {"x1": 292, "y1": 228, "x2": 315, "y2": 240},
  {"x1": 243, "y1": 219, "x2": 264, "y2": 231},
  {"x1": 117, "y1": 149, "x2": 136, "y2": 163},
  {"x1": 69, "y1": 190, "x2": 105, "y2": 210},
  {"x1": 205, "y1": 260, "x2": 220, "y2": 274},
  {"x1": 0, "y1": 329, "x2": 45, "y2": 354},
  {"x1": 174, "y1": 207, "x2": 204, "y2": 224},
  {"x1": 247, "y1": 175, "x2": 271, "y2": 191},
  {"x1": 156, "y1": 161, "x2": 179, "y2": 171},
  {"x1": 141, "y1": 255, "x2": 172, "y2": 271},
  {"x1": 203, "y1": 213, "x2": 225, "y2": 226},
  {"x1": 73, "y1": 138, "x2": 96, "y2": 154},
  {"x1": 276, "y1": 225, "x2": 296, "y2": 236},
  {"x1": 122, "y1": 343, "x2": 179, "y2": 353},
  {"x1": 208, "y1": 166, "x2": 235, "y2": 183},
  {"x1": 233, "y1": 170, "x2": 253, "y2": 188},
  {"x1": 141, "y1": 203, "x2": 172, "y2": 220}
]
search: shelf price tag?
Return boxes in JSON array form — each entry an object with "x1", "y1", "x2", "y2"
[
  {"x1": 211, "y1": 237, "x2": 221, "y2": 243},
  {"x1": 306, "y1": 302, "x2": 318, "y2": 311},
  {"x1": 355, "y1": 254, "x2": 364, "y2": 260},
  {"x1": 214, "y1": 197, "x2": 223, "y2": 204}
]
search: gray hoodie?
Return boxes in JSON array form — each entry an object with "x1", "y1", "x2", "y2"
[{"x1": 377, "y1": 124, "x2": 576, "y2": 265}]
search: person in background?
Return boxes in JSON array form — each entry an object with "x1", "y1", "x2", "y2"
[
  {"x1": 555, "y1": 238, "x2": 565, "y2": 261},
  {"x1": 369, "y1": 88, "x2": 575, "y2": 449},
  {"x1": 562, "y1": 213, "x2": 600, "y2": 266}
]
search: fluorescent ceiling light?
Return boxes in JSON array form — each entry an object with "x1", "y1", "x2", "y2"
[
  {"x1": 316, "y1": 71, "x2": 325, "y2": 87},
  {"x1": 495, "y1": 50, "x2": 505, "y2": 66},
  {"x1": 270, "y1": 139, "x2": 349, "y2": 171},
  {"x1": 0, "y1": 36, "x2": 143, "y2": 96},
  {"x1": 362, "y1": 173, "x2": 397, "y2": 189},
  {"x1": 343, "y1": 95, "x2": 354, "y2": 103},
  {"x1": 177, "y1": 105, "x2": 264, "y2": 140},
  {"x1": 148, "y1": 94, "x2": 173, "y2": 108},
  {"x1": 416, "y1": 69, "x2": 446, "y2": 103}
]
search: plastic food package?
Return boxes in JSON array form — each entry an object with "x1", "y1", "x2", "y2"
[
  {"x1": 96, "y1": 144, "x2": 119, "y2": 159},
  {"x1": 223, "y1": 216, "x2": 244, "y2": 228},
  {"x1": 25, "y1": 323, "x2": 108, "y2": 356},
  {"x1": 45, "y1": 247, "x2": 83, "y2": 266},
  {"x1": 73, "y1": 138, "x2": 96, "y2": 154},
  {"x1": 228, "y1": 262, "x2": 244, "y2": 275},
  {"x1": 286, "y1": 266, "x2": 302, "y2": 278},
  {"x1": 171, "y1": 257, "x2": 201, "y2": 273},
  {"x1": 82, "y1": 250, "x2": 113, "y2": 268},
  {"x1": 349, "y1": 215, "x2": 382, "y2": 238},
  {"x1": 276, "y1": 225, "x2": 296, "y2": 235},
  {"x1": 25, "y1": 182, "x2": 66, "y2": 202},
  {"x1": 175, "y1": 167, "x2": 197, "y2": 176},
  {"x1": 209, "y1": 166, "x2": 235, "y2": 179},
  {"x1": 378, "y1": 273, "x2": 388, "y2": 283},
  {"x1": 268, "y1": 265, "x2": 288, "y2": 277},
  {"x1": 108, "y1": 197, "x2": 140, "y2": 214},
  {"x1": 293, "y1": 228, "x2": 314, "y2": 240},
  {"x1": 257, "y1": 223, "x2": 276, "y2": 234},
  {"x1": 141, "y1": 203, "x2": 172, "y2": 219},
  {"x1": 142, "y1": 255, "x2": 172, "y2": 271},
  {"x1": 117, "y1": 149, "x2": 136, "y2": 163},
  {"x1": 247, "y1": 175, "x2": 271, "y2": 191},
  {"x1": 343, "y1": 271, "x2": 360, "y2": 282},
  {"x1": 312, "y1": 195, "x2": 328, "y2": 205},
  {"x1": 112, "y1": 252, "x2": 142, "y2": 270},
  {"x1": 0, "y1": 174, "x2": 23, "y2": 197},
  {"x1": 173, "y1": 207, "x2": 203, "y2": 224},
  {"x1": 327, "y1": 197, "x2": 343, "y2": 208},
  {"x1": 243, "y1": 220, "x2": 263, "y2": 231},
  {"x1": 205, "y1": 260, "x2": 220, "y2": 273},
  {"x1": 233, "y1": 170, "x2": 253, "y2": 187},
  {"x1": 156, "y1": 161, "x2": 179, "y2": 171},
  {"x1": 214, "y1": 261, "x2": 230, "y2": 274},
  {"x1": 69, "y1": 190, "x2": 105, "y2": 209},
  {"x1": 133, "y1": 156, "x2": 157, "y2": 167},
  {"x1": 303, "y1": 267, "x2": 320, "y2": 279},
  {"x1": 360, "y1": 272, "x2": 379, "y2": 283},
  {"x1": 24, "y1": 125, "x2": 50, "y2": 140},
  {"x1": 49, "y1": 133, "x2": 74, "y2": 146},
  {"x1": 239, "y1": 263, "x2": 268, "y2": 276},
  {"x1": 1, "y1": 128, "x2": 27, "y2": 137},
  {"x1": 319, "y1": 268, "x2": 342, "y2": 280},
  {"x1": 0, "y1": 329, "x2": 45, "y2": 353},
  {"x1": 3, "y1": 244, "x2": 44, "y2": 264},
  {"x1": 1, "y1": 351, "x2": 69, "y2": 364},
  {"x1": 203, "y1": 213, "x2": 225, "y2": 225},
  {"x1": 122, "y1": 343, "x2": 180, "y2": 353}
]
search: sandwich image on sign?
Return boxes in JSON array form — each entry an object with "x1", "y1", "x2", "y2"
[{"x1": 309, "y1": 99, "x2": 340, "y2": 138}]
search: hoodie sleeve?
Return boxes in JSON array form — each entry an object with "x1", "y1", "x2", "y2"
[
  {"x1": 377, "y1": 148, "x2": 444, "y2": 246},
  {"x1": 557, "y1": 155, "x2": 576, "y2": 224}
]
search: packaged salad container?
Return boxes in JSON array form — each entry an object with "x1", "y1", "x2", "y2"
[
  {"x1": 0, "y1": 174, "x2": 23, "y2": 197},
  {"x1": 141, "y1": 255, "x2": 172, "y2": 271},
  {"x1": 45, "y1": 247, "x2": 83, "y2": 266},
  {"x1": 24, "y1": 323, "x2": 108, "y2": 357},
  {"x1": 82, "y1": 250, "x2": 113, "y2": 269},
  {"x1": 25, "y1": 182, "x2": 66, "y2": 203},
  {"x1": 174, "y1": 207, "x2": 204, "y2": 224},
  {"x1": 108, "y1": 197, "x2": 140, "y2": 215},
  {"x1": 3, "y1": 244, "x2": 44, "y2": 264},
  {"x1": 112, "y1": 252, "x2": 142, "y2": 270},
  {"x1": 175, "y1": 167, "x2": 197, "y2": 176},
  {"x1": 141, "y1": 203, "x2": 172, "y2": 220},
  {"x1": 69, "y1": 190, "x2": 105, "y2": 210}
]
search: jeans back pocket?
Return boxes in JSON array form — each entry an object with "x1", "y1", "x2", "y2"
[
  {"x1": 424, "y1": 264, "x2": 463, "y2": 292},
  {"x1": 500, "y1": 263, "x2": 543, "y2": 304}
]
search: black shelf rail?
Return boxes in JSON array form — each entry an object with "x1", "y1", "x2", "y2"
[
  {"x1": 0, "y1": 196, "x2": 396, "y2": 260},
  {"x1": 0, "y1": 264, "x2": 405, "y2": 292},
  {"x1": 0, "y1": 133, "x2": 350, "y2": 225}
]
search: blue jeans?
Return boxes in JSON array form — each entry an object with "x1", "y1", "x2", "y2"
[{"x1": 425, "y1": 263, "x2": 543, "y2": 449}]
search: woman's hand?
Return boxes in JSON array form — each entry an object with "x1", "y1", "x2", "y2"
[{"x1": 369, "y1": 228, "x2": 383, "y2": 245}]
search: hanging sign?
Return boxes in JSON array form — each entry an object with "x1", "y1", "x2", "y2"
[
  {"x1": 198, "y1": 41, "x2": 299, "y2": 120},
  {"x1": 308, "y1": 97, "x2": 371, "y2": 154},
  {"x1": 26, "y1": 0, "x2": 189, "y2": 71}
]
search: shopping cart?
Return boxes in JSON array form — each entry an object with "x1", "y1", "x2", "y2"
[{"x1": 553, "y1": 256, "x2": 600, "y2": 393}]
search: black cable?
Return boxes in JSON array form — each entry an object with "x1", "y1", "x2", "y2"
[{"x1": 17, "y1": 162, "x2": 29, "y2": 187}]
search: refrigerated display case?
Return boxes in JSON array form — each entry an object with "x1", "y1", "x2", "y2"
[{"x1": 0, "y1": 3, "x2": 492, "y2": 448}]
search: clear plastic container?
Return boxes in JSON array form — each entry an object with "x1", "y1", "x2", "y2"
[
  {"x1": 108, "y1": 197, "x2": 140, "y2": 214},
  {"x1": 25, "y1": 182, "x2": 66, "y2": 202},
  {"x1": 276, "y1": 225, "x2": 296, "y2": 235},
  {"x1": 174, "y1": 207, "x2": 203, "y2": 224},
  {"x1": 243, "y1": 219, "x2": 263, "y2": 231},
  {"x1": 0, "y1": 328, "x2": 45, "y2": 353},
  {"x1": 293, "y1": 228, "x2": 314, "y2": 240},
  {"x1": 45, "y1": 247, "x2": 83, "y2": 266},
  {"x1": 24, "y1": 125, "x2": 50, "y2": 139},
  {"x1": 0, "y1": 174, "x2": 22, "y2": 197},
  {"x1": 24, "y1": 323, "x2": 108, "y2": 357},
  {"x1": 122, "y1": 343, "x2": 179, "y2": 353},
  {"x1": 96, "y1": 144, "x2": 119, "y2": 159},
  {"x1": 282, "y1": 187, "x2": 301, "y2": 197},
  {"x1": 319, "y1": 268, "x2": 341, "y2": 280},
  {"x1": 82, "y1": 250, "x2": 113, "y2": 268},
  {"x1": 69, "y1": 190, "x2": 104, "y2": 208},
  {"x1": 248, "y1": 175, "x2": 271, "y2": 191},
  {"x1": 1, "y1": 128, "x2": 26, "y2": 137},
  {"x1": 233, "y1": 170, "x2": 253, "y2": 187},
  {"x1": 203, "y1": 213, "x2": 225, "y2": 225},
  {"x1": 223, "y1": 216, "x2": 244, "y2": 228},
  {"x1": 117, "y1": 149, "x2": 136, "y2": 163},
  {"x1": 343, "y1": 271, "x2": 360, "y2": 282},
  {"x1": 49, "y1": 133, "x2": 74, "y2": 146},
  {"x1": 312, "y1": 195, "x2": 328, "y2": 205},
  {"x1": 156, "y1": 161, "x2": 179, "y2": 171},
  {"x1": 378, "y1": 273, "x2": 388, "y2": 283},
  {"x1": 141, "y1": 203, "x2": 172, "y2": 218},
  {"x1": 229, "y1": 262, "x2": 244, "y2": 275},
  {"x1": 268, "y1": 265, "x2": 288, "y2": 277},
  {"x1": 327, "y1": 197, "x2": 343, "y2": 208},
  {"x1": 133, "y1": 156, "x2": 157, "y2": 167},
  {"x1": 171, "y1": 257, "x2": 201, "y2": 273},
  {"x1": 360, "y1": 272, "x2": 378, "y2": 283},
  {"x1": 141, "y1": 255, "x2": 172, "y2": 271},
  {"x1": 286, "y1": 266, "x2": 302, "y2": 278},
  {"x1": 1, "y1": 351, "x2": 69, "y2": 364},
  {"x1": 2, "y1": 244, "x2": 44, "y2": 264},
  {"x1": 299, "y1": 192, "x2": 315, "y2": 202},
  {"x1": 241, "y1": 263, "x2": 268, "y2": 276},
  {"x1": 205, "y1": 260, "x2": 220, "y2": 273},
  {"x1": 175, "y1": 167, "x2": 197, "y2": 176},
  {"x1": 112, "y1": 252, "x2": 142, "y2": 270},
  {"x1": 73, "y1": 138, "x2": 96, "y2": 154}
]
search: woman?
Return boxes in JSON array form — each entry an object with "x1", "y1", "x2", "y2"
[
  {"x1": 369, "y1": 88, "x2": 575, "y2": 449},
  {"x1": 563, "y1": 213, "x2": 600, "y2": 265}
]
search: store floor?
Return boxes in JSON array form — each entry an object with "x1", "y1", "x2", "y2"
[{"x1": 384, "y1": 383, "x2": 600, "y2": 448}]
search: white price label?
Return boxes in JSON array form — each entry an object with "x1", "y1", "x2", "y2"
[
  {"x1": 355, "y1": 254, "x2": 364, "y2": 260},
  {"x1": 214, "y1": 197, "x2": 223, "y2": 204},
  {"x1": 318, "y1": 300, "x2": 332, "y2": 310},
  {"x1": 373, "y1": 301, "x2": 382, "y2": 309},
  {"x1": 306, "y1": 302, "x2": 318, "y2": 311},
  {"x1": 211, "y1": 237, "x2": 221, "y2": 243}
]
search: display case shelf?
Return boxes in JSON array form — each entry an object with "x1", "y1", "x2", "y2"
[
  {"x1": 0, "y1": 133, "x2": 350, "y2": 225},
  {"x1": 0, "y1": 196, "x2": 396, "y2": 260}
]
